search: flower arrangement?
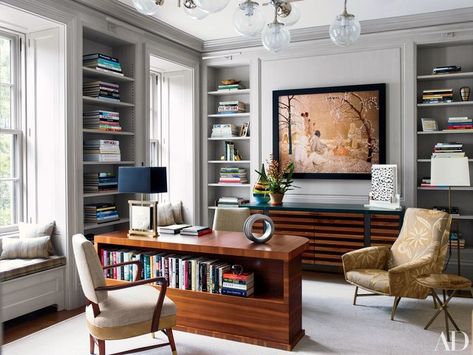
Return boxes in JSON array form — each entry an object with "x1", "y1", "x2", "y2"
[{"x1": 255, "y1": 156, "x2": 296, "y2": 205}]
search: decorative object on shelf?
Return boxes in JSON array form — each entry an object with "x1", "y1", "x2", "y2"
[
  {"x1": 273, "y1": 83, "x2": 386, "y2": 179},
  {"x1": 253, "y1": 163, "x2": 271, "y2": 204},
  {"x1": 460, "y1": 87, "x2": 471, "y2": 102},
  {"x1": 421, "y1": 118, "x2": 438, "y2": 132},
  {"x1": 118, "y1": 166, "x2": 167, "y2": 238},
  {"x1": 329, "y1": 0, "x2": 361, "y2": 47},
  {"x1": 243, "y1": 214, "x2": 275, "y2": 244},
  {"x1": 365, "y1": 164, "x2": 400, "y2": 209},
  {"x1": 233, "y1": 0, "x2": 265, "y2": 37},
  {"x1": 240, "y1": 122, "x2": 250, "y2": 137},
  {"x1": 433, "y1": 65, "x2": 461, "y2": 74},
  {"x1": 257, "y1": 156, "x2": 296, "y2": 205}
]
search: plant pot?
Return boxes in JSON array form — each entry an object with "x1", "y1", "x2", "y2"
[
  {"x1": 270, "y1": 193, "x2": 284, "y2": 206},
  {"x1": 253, "y1": 193, "x2": 270, "y2": 205}
]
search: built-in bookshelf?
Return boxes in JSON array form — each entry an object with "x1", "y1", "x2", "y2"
[
  {"x1": 416, "y1": 41, "x2": 473, "y2": 275},
  {"x1": 202, "y1": 59, "x2": 258, "y2": 224},
  {"x1": 80, "y1": 26, "x2": 138, "y2": 235}
]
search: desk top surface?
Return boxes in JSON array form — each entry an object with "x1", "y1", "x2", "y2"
[
  {"x1": 94, "y1": 230, "x2": 309, "y2": 261},
  {"x1": 242, "y1": 202, "x2": 404, "y2": 214}
]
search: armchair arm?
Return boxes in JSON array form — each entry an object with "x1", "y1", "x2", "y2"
[
  {"x1": 102, "y1": 260, "x2": 143, "y2": 282},
  {"x1": 342, "y1": 245, "x2": 390, "y2": 274},
  {"x1": 388, "y1": 256, "x2": 433, "y2": 298}
]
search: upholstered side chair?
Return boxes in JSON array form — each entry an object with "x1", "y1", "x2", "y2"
[
  {"x1": 342, "y1": 208, "x2": 451, "y2": 320},
  {"x1": 72, "y1": 234, "x2": 177, "y2": 355},
  {"x1": 212, "y1": 207, "x2": 250, "y2": 232}
]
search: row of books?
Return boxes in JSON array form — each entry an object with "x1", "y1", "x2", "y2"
[
  {"x1": 84, "y1": 81, "x2": 120, "y2": 102},
  {"x1": 84, "y1": 172, "x2": 118, "y2": 193},
  {"x1": 85, "y1": 203, "x2": 119, "y2": 224},
  {"x1": 216, "y1": 197, "x2": 249, "y2": 208},
  {"x1": 100, "y1": 249, "x2": 255, "y2": 296},
  {"x1": 217, "y1": 100, "x2": 246, "y2": 114},
  {"x1": 83, "y1": 139, "x2": 121, "y2": 162},
  {"x1": 219, "y1": 167, "x2": 248, "y2": 184},
  {"x1": 422, "y1": 89, "x2": 453, "y2": 104},
  {"x1": 223, "y1": 141, "x2": 240, "y2": 161},
  {"x1": 83, "y1": 53, "x2": 124, "y2": 76},
  {"x1": 211, "y1": 124, "x2": 239, "y2": 138},
  {"x1": 446, "y1": 117, "x2": 473, "y2": 131},
  {"x1": 84, "y1": 110, "x2": 122, "y2": 131}
]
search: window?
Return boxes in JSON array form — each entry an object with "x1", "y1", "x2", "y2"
[{"x1": 0, "y1": 30, "x2": 24, "y2": 232}]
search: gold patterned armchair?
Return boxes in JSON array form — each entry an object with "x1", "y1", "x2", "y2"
[{"x1": 342, "y1": 208, "x2": 451, "y2": 320}]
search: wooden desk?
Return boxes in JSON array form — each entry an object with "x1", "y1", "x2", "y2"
[{"x1": 94, "y1": 230, "x2": 308, "y2": 351}]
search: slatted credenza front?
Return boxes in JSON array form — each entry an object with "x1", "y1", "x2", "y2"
[{"x1": 244, "y1": 203, "x2": 404, "y2": 270}]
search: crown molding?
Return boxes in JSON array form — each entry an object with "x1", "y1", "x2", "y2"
[
  {"x1": 71, "y1": 0, "x2": 203, "y2": 52},
  {"x1": 203, "y1": 7, "x2": 473, "y2": 53}
]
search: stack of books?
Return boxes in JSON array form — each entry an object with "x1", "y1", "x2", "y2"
[
  {"x1": 217, "y1": 197, "x2": 249, "y2": 208},
  {"x1": 83, "y1": 139, "x2": 121, "y2": 162},
  {"x1": 83, "y1": 172, "x2": 118, "y2": 193},
  {"x1": 83, "y1": 110, "x2": 121, "y2": 131},
  {"x1": 432, "y1": 142, "x2": 464, "y2": 158},
  {"x1": 217, "y1": 82, "x2": 245, "y2": 92},
  {"x1": 211, "y1": 124, "x2": 239, "y2": 138},
  {"x1": 433, "y1": 65, "x2": 461, "y2": 74},
  {"x1": 420, "y1": 177, "x2": 433, "y2": 187},
  {"x1": 219, "y1": 167, "x2": 248, "y2": 184},
  {"x1": 217, "y1": 101, "x2": 246, "y2": 114},
  {"x1": 445, "y1": 117, "x2": 473, "y2": 131},
  {"x1": 422, "y1": 89, "x2": 453, "y2": 104},
  {"x1": 221, "y1": 272, "x2": 254, "y2": 297},
  {"x1": 159, "y1": 224, "x2": 191, "y2": 235},
  {"x1": 85, "y1": 203, "x2": 119, "y2": 224},
  {"x1": 180, "y1": 226, "x2": 212, "y2": 236},
  {"x1": 83, "y1": 53, "x2": 124, "y2": 76},
  {"x1": 83, "y1": 81, "x2": 120, "y2": 102}
]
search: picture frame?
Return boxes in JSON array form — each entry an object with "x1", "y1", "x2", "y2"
[
  {"x1": 273, "y1": 83, "x2": 386, "y2": 180},
  {"x1": 240, "y1": 122, "x2": 250, "y2": 137},
  {"x1": 421, "y1": 118, "x2": 438, "y2": 132},
  {"x1": 128, "y1": 200, "x2": 157, "y2": 238}
]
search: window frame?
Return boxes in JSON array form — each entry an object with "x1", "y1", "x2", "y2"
[{"x1": 0, "y1": 28, "x2": 25, "y2": 235}]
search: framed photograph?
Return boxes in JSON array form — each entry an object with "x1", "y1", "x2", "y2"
[
  {"x1": 273, "y1": 83, "x2": 386, "y2": 179},
  {"x1": 240, "y1": 122, "x2": 250, "y2": 137},
  {"x1": 421, "y1": 118, "x2": 438, "y2": 132},
  {"x1": 128, "y1": 200, "x2": 157, "y2": 237}
]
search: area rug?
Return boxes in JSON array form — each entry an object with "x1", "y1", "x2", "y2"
[{"x1": 3, "y1": 272, "x2": 472, "y2": 355}]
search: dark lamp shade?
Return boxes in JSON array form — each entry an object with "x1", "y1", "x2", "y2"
[{"x1": 118, "y1": 167, "x2": 167, "y2": 194}]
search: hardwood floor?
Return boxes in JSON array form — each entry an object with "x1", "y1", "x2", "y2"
[{"x1": 2, "y1": 306, "x2": 84, "y2": 344}]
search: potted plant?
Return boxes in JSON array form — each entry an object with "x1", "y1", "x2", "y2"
[{"x1": 256, "y1": 156, "x2": 296, "y2": 206}]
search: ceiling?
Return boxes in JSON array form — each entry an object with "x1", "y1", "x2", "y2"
[{"x1": 118, "y1": 0, "x2": 473, "y2": 41}]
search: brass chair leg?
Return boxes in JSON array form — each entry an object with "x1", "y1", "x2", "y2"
[
  {"x1": 432, "y1": 294, "x2": 438, "y2": 309},
  {"x1": 391, "y1": 297, "x2": 401, "y2": 321},
  {"x1": 353, "y1": 286, "x2": 359, "y2": 305}
]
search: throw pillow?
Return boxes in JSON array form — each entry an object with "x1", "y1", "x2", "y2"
[
  {"x1": 158, "y1": 203, "x2": 175, "y2": 226},
  {"x1": 18, "y1": 221, "x2": 55, "y2": 255},
  {"x1": 1, "y1": 236, "x2": 50, "y2": 259},
  {"x1": 172, "y1": 201, "x2": 184, "y2": 224}
]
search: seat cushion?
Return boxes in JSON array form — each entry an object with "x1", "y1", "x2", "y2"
[
  {"x1": 346, "y1": 269, "x2": 390, "y2": 294},
  {"x1": 85, "y1": 284, "x2": 176, "y2": 329},
  {"x1": 0, "y1": 256, "x2": 66, "y2": 282}
]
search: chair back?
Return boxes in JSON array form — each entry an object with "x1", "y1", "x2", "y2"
[
  {"x1": 72, "y1": 234, "x2": 108, "y2": 304},
  {"x1": 387, "y1": 208, "x2": 451, "y2": 271},
  {"x1": 212, "y1": 208, "x2": 250, "y2": 232}
]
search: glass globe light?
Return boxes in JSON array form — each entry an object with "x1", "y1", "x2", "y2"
[
  {"x1": 278, "y1": 3, "x2": 301, "y2": 27},
  {"x1": 262, "y1": 22, "x2": 291, "y2": 53},
  {"x1": 233, "y1": 1, "x2": 265, "y2": 37},
  {"x1": 194, "y1": 0, "x2": 230, "y2": 13},
  {"x1": 329, "y1": 0, "x2": 361, "y2": 47},
  {"x1": 132, "y1": 0, "x2": 159, "y2": 16},
  {"x1": 184, "y1": 1, "x2": 209, "y2": 20}
]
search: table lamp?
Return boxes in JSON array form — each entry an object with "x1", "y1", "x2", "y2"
[{"x1": 118, "y1": 167, "x2": 167, "y2": 238}]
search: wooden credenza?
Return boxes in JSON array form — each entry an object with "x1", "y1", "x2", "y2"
[
  {"x1": 243, "y1": 202, "x2": 404, "y2": 269},
  {"x1": 94, "y1": 230, "x2": 308, "y2": 351}
]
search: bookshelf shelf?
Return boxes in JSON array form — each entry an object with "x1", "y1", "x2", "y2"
[
  {"x1": 417, "y1": 72, "x2": 473, "y2": 81},
  {"x1": 417, "y1": 101, "x2": 473, "y2": 108},
  {"x1": 82, "y1": 67, "x2": 135, "y2": 82},
  {"x1": 83, "y1": 96, "x2": 134, "y2": 108},
  {"x1": 83, "y1": 161, "x2": 135, "y2": 165},
  {"x1": 418, "y1": 186, "x2": 473, "y2": 191},
  {"x1": 208, "y1": 160, "x2": 251, "y2": 164},
  {"x1": 83, "y1": 129, "x2": 135, "y2": 136},
  {"x1": 208, "y1": 183, "x2": 251, "y2": 187},
  {"x1": 208, "y1": 137, "x2": 250, "y2": 141},
  {"x1": 417, "y1": 130, "x2": 473, "y2": 135},
  {"x1": 83, "y1": 191, "x2": 123, "y2": 198},
  {"x1": 207, "y1": 89, "x2": 251, "y2": 96},
  {"x1": 452, "y1": 215, "x2": 473, "y2": 220},
  {"x1": 208, "y1": 113, "x2": 251, "y2": 118},
  {"x1": 84, "y1": 218, "x2": 129, "y2": 231}
]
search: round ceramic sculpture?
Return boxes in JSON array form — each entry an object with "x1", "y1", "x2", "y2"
[
  {"x1": 460, "y1": 87, "x2": 471, "y2": 102},
  {"x1": 243, "y1": 214, "x2": 275, "y2": 244}
]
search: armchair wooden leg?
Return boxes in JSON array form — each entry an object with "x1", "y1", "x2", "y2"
[
  {"x1": 391, "y1": 297, "x2": 401, "y2": 321},
  {"x1": 89, "y1": 334, "x2": 95, "y2": 354},
  {"x1": 353, "y1": 286, "x2": 359, "y2": 305},
  {"x1": 166, "y1": 328, "x2": 177, "y2": 355},
  {"x1": 97, "y1": 339, "x2": 105, "y2": 355}
]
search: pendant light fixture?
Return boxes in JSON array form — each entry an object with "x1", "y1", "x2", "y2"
[
  {"x1": 329, "y1": 0, "x2": 361, "y2": 46},
  {"x1": 262, "y1": 4, "x2": 291, "y2": 53},
  {"x1": 193, "y1": 0, "x2": 231, "y2": 13},
  {"x1": 233, "y1": 0, "x2": 265, "y2": 37},
  {"x1": 277, "y1": 2, "x2": 301, "y2": 27},
  {"x1": 132, "y1": 0, "x2": 162, "y2": 15},
  {"x1": 183, "y1": 0, "x2": 208, "y2": 19}
]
